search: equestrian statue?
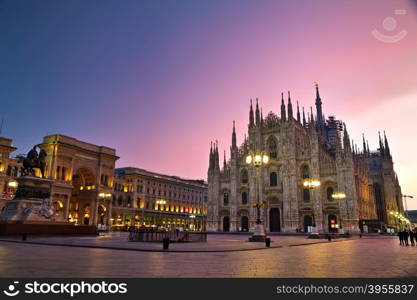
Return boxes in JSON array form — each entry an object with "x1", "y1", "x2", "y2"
[{"x1": 19, "y1": 145, "x2": 47, "y2": 178}]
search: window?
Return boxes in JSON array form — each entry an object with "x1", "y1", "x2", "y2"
[
  {"x1": 61, "y1": 167, "x2": 66, "y2": 180},
  {"x1": 223, "y1": 192, "x2": 229, "y2": 206},
  {"x1": 270, "y1": 172, "x2": 278, "y2": 186},
  {"x1": 242, "y1": 192, "x2": 248, "y2": 204},
  {"x1": 301, "y1": 165, "x2": 310, "y2": 179},
  {"x1": 327, "y1": 187, "x2": 334, "y2": 201},
  {"x1": 268, "y1": 137, "x2": 278, "y2": 158},
  {"x1": 241, "y1": 169, "x2": 248, "y2": 184},
  {"x1": 303, "y1": 188, "x2": 310, "y2": 202}
]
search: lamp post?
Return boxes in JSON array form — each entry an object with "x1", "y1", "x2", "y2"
[
  {"x1": 156, "y1": 199, "x2": 167, "y2": 229},
  {"x1": 332, "y1": 191, "x2": 347, "y2": 233},
  {"x1": 402, "y1": 195, "x2": 414, "y2": 218},
  {"x1": 245, "y1": 151, "x2": 269, "y2": 242},
  {"x1": 303, "y1": 179, "x2": 321, "y2": 233}
]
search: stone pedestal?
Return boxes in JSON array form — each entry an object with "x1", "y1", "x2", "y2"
[
  {"x1": 0, "y1": 176, "x2": 97, "y2": 236},
  {"x1": 249, "y1": 224, "x2": 267, "y2": 242}
]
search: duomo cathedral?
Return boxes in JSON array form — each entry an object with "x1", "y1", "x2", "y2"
[{"x1": 207, "y1": 85, "x2": 403, "y2": 233}]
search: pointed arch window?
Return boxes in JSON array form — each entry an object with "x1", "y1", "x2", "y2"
[
  {"x1": 242, "y1": 191, "x2": 248, "y2": 204},
  {"x1": 327, "y1": 187, "x2": 334, "y2": 201},
  {"x1": 268, "y1": 137, "x2": 278, "y2": 158},
  {"x1": 241, "y1": 169, "x2": 248, "y2": 184},
  {"x1": 270, "y1": 172, "x2": 278, "y2": 186},
  {"x1": 301, "y1": 165, "x2": 310, "y2": 179},
  {"x1": 223, "y1": 191, "x2": 229, "y2": 206},
  {"x1": 303, "y1": 188, "x2": 310, "y2": 202}
]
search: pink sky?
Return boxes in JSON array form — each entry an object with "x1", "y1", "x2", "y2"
[{"x1": 3, "y1": 0, "x2": 417, "y2": 208}]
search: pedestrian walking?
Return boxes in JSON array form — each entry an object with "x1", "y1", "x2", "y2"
[
  {"x1": 409, "y1": 230, "x2": 415, "y2": 246},
  {"x1": 404, "y1": 230, "x2": 409, "y2": 246},
  {"x1": 399, "y1": 231, "x2": 404, "y2": 246}
]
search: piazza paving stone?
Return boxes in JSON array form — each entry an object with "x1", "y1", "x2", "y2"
[{"x1": 0, "y1": 234, "x2": 416, "y2": 277}]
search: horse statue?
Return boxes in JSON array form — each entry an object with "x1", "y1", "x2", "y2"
[{"x1": 19, "y1": 145, "x2": 47, "y2": 178}]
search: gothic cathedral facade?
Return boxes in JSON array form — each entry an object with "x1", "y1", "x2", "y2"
[{"x1": 207, "y1": 86, "x2": 403, "y2": 233}]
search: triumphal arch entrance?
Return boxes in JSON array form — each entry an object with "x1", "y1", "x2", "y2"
[{"x1": 39, "y1": 134, "x2": 118, "y2": 227}]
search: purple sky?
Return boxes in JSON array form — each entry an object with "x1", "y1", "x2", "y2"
[{"x1": 1, "y1": 0, "x2": 417, "y2": 208}]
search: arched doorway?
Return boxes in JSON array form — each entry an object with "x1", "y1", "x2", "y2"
[
  {"x1": 328, "y1": 214, "x2": 338, "y2": 233},
  {"x1": 241, "y1": 216, "x2": 249, "y2": 232},
  {"x1": 269, "y1": 208, "x2": 281, "y2": 232},
  {"x1": 97, "y1": 204, "x2": 107, "y2": 226},
  {"x1": 70, "y1": 168, "x2": 96, "y2": 225},
  {"x1": 303, "y1": 215, "x2": 313, "y2": 232},
  {"x1": 83, "y1": 204, "x2": 91, "y2": 225},
  {"x1": 223, "y1": 216, "x2": 230, "y2": 232}
]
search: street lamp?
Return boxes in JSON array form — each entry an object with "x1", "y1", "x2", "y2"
[
  {"x1": 303, "y1": 178, "x2": 321, "y2": 232},
  {"x1": 332, "y1": 191, "x2": 348, "y2": 233},
  {"x1": 155, "y1": 199, "x2": 168, "y2": 229},
  {"x1": 245, "y1": 151, "x2": 269, "y2": 242},
  {"x1": 402, "y1": 195, "x2": 414, "y2": 218},
  {"x1": 303, "y1": 179, "x2": 321, "y2": 189}
]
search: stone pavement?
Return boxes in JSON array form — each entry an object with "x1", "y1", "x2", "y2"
[
  {"x1": 0, "y1": 232, "x2": 349, "y2": 252},
  {"x1": 1, "y1": 234, "x2": 416, "y2": 277}
]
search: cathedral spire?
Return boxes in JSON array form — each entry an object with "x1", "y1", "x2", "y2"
[
  {"x1": 362, "y1": 133, "x2": 367, "y2": 155},
  {"x1": 280, "y1": 92, "x2": 286, "y2": 121},
  {"x1": 223, "y1": 150, "x2": 227, "y2": 170},
  {"x1": 384, "y1": 131, "x2": 391, "y2": 157},
  {"x1": 287, "y1": 91, "x2": 293, "y2": 120},
  {"x1": 215, "y1": 140, "x2": 220, "y2": 170},
  {"x1": 302, "y1": 107, "x2": 306, "y2": 127},
  {"x1": 255, "y1": 98, "x2": 260, "y2": 126},
  {"x1": 310, "y1": 106, "x2": 315, "y2": 126},
  {"x1": 343, "y1": 123, "x2": 351, "y2": 151},
  {"x1": 232, "y1": 120, "x2": 237, "y2": 149},
  {"x1": 249, "y1": 99, "x2": 254, "y2": 128},
  {"x1": 378, "y1": 131, "x2": 385, "y2": 156},
  {"x1": 314, "y1": 82, "x2": 324, "y2": 133},
  {"x1": 260, "y1": 108, "x2": 264, "y2": 127},
  {"x1": 209, "y1": 141, "x2": 213, "y2": 170},
  {"x1": 296, "y1": 101, "x2": 301, "y2": 123}
]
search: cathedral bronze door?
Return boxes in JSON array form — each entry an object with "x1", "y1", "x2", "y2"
[
  {"x1": 328, "y1": 215, "x2": 337, "y2": 233},
  {"x1": 269, "y1": 208, "x2": 281, "y2": 232},
  {"x1": 223, "y1": 216, "x2": 230, "y2": 232},
  {"x1": 303, "y1": 215, "x2": 313, "y2": 232},
  {"x1": 241, "y1": 216, "x2": 249, "y2": 232}
]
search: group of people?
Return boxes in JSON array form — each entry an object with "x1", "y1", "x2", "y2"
[{"x1": 398, "y1": 229, "x2": 416, "y2": 246}]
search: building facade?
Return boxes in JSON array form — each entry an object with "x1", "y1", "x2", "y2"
[
  {"x1": 0, "y1": 134, "x2": 207, "y2": 231},
  {"x1": 207, "y1": 86, "x2": 403, "y2": 233},
  {"x1": 0, "y1": 137, "x2": 20, "y2": 210},
  {"x1": 111, "y1": 167, "x2": 207, "y2": 231}
]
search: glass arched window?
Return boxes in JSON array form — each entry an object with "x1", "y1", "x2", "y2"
[
  {"x1": 270, "y1": 172, "x2": 278, "y2": 186},
  {"x1": 223, "y1": 192, "x2": 229, "y2": 206},
  {"x1": 303, "y1": 188, "x2": 310, "y2": 202},
  {"x1": 268, "y1": 137, "x2": 278, "y2": 158},
  {"x1": 327, "y1": 187, "x2": 334, "y2": 201},
  {"x1": 242, "y1": 192, "x2": 248, "y2": 204},
  {"x1": 241, "y1": 169, "x2": 248, "y2": 184},
  {"x1": 301, "y1": 165, "x2": 310, "y2": 179}
]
